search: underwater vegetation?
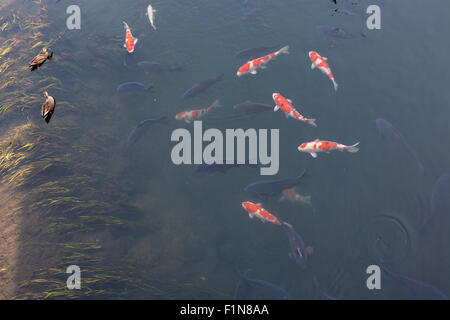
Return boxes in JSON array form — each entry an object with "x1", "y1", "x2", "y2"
[{"x1": 0, "y1": 6, "x2": 219, "y2": 299}]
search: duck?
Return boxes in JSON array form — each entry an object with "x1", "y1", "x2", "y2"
[
  {"x1": 29, "y1": 47, "x2": 53, "y2": 71},
  {"x1": 41, "y1": 91, "x2": 56, "y2": 124}
]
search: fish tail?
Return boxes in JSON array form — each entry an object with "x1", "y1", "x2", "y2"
[
  {"x1": 277, "y1": 45, "x2": 289, "y2": 55},
  {"x1": 206, "y1": 100, "x2": 221, "y2": 112},
  {"x1": 306, "y1": 118, "x2": 317, "y2": 127},
  {"x1": 345, "y1": 142, "x2": 359, "y2": 153},
  {"x1": 283, "y1": 222, "x2": 293, "y2": 229},
  {"x1": 332, "y1": 79, "x2": 338, "y2": 91}
]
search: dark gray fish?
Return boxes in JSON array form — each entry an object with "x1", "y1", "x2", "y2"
[
  {"x1": 375, "y1": 118, "x2": 424, "y2": 174},
  {"x1": 313, "y1": 277, "x2": 337, "y2": 300},
  {"x1": 422, "y1": 174, "x2": 450, "y2": 231},
  {"x1": 195, "y1": 160, "x2": 257, "y2": 175},
  {"x1": 244, "y1": 170, "x2": 306, "y2": 200},
  {"x1": 233, "y1": 268, "x2": 289, "y2": 300},
  {"x1": 234, "y1": 45, "x2": 283, "y2": 60},
  {"x1": 380, "y1": 264, "x2": 448, "y2": 300},
  {"x1": 316, "y1": 25, "x2": 360, "y2": 39},
  {"x1": 117, "y1": 82, "x2": 153, "y2": 92},
  {"x1": 137, "y1": 61, "x2": 184, "y2": 74},
  {"x1": 274, "y1": 214, "x2": 310, "y2": 270},
  {"x1": 182, "y1": 74, "x2": 224, "y2": 99},
  {"x1": 127, "y1": 116, "x2": 168, "y2": 148},
  {"x1": 233, "y1": 101, "x2": 273, "y2": 115}
]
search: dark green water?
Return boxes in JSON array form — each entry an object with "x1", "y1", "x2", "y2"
[{"x1": 1, "y1": 0, "x2": 450, "y2": 299}]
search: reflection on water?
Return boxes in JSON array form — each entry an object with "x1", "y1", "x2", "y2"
[{"x1": 0, "y1": 0, "x2": 450, "y2": 299}]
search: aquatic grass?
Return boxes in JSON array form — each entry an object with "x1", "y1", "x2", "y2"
[{"x1": 0, "y1": 6, "x2": 226, "y2": 300}]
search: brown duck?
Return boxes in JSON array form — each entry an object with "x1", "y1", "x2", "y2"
[
  {"x1": 41, "y1": 91, "x2": 56, "y2": 124},
  {"x1": 29, "y1": 47, "x2": 53, "y2": 71}
]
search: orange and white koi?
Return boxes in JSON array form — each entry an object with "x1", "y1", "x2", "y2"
[
  {"x1": 272, "y1": 93, "x2": 316, "y2": 127},
  {"x1": 309, "y1": 51, "x2": 338, "y2": 91},
  {"x1": 241, "y1": 201, "x2": 281, "y2": 225},
  {"x1": 237, "y1": 45, "x2": 289, "y2": 77},
  {"x1": 175, "y1": 100, "x2": 220, "y2": 123},
  {"x1": 123, "y1": 21, "x2": 139, "y2": 53},
  {"x1": 298, "y1": 139, "x2": 359, "y2": 158},
  {"x1": 280, "y1": 188, "x2": 313, "y2": 208}
]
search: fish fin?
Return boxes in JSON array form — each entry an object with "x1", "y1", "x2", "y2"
[
  {"x1": 311, "y1": 63, "x2": 316, "y2": 70},
  {"x1": 323, "y1": 57, "x2": 328, "y2": 61},
  {"x1": 287, "y1": 99, "x2": 292, "y2": 103},
  {"x1": 285, "y1": 113, "x2": 289, "y2": 119},
  {"x1": 210, "y1": 100, "x2": 221, "y2": 109},
  {"x1": 283, "y1": 222, "x2": 293, "y2": 229},
  {"x1": 273, "y1": 105, "x2": 279, "y2": 112},
  {"x1": 277, "y1": 45, "x2": 290, "y2": 55},
  {"x1": 332, "y1": 79, "x2": 338, "y2": 91},
  {"x1": 310, "y1": 152, "x2": 318, "y2": 158},
  {"x1": 248, "y1": 213, "x2": 253, "y2": 218},
  {"x1": 306, "y1": 118, "x2": 317, "y2": 127},
  {"x1": 250, "y1": 70, "x2": 257, "y2": 75},
  {"x1": 134, "y1": 38, "x2": 139, "y2": 46},
  {"x1": 123, "y1": 43, "x2": 126, "y2": 48},
  {"x1": 314, "y1": 139, "x2": 320, "y2": 141},
  {"x1": 345, "y1": 142, "x2": 360, "y2": 153}
]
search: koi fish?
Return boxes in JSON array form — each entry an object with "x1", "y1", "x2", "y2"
[
  {"x1": 298, "y1": 139, "x2": 359, "y2": 158},
  {"x1": 175, "y1": 100, "x2": 221, "y2": 123},
  {"x1": 375, "y1": 118, "x2": 424, "y2": 174},
  {"x1": 309, "y1": 51, "x2": 338, "y2": 91},
  {"x1": 117, "y1": 82, "x2": 153, "y2": 92},
  {"x1": 182, "y1": 74, "x2": 224, "y2": 99},
  {"x1": 146, "y1": 4, "x2": 157, "y2": 30},
  {"x1": 233, "y1": 101, "x2": 272, "y2": 115},
  {"x1": 234, "y1": 268, "x2": 289, "y2": 300},
  {"x1": 245, "y1": 170, "x2": 307, "y2": 200},
  {"x1": 241, "y1": 201, "x2": 281, "y2": 225},
  {"x1": 234, "y1": 44, "x2": 284, "y2": 60},
  {"x1": 272, "y1": 93, "x2": 316, "y2": 127},
  {"x1": 280, "y1": 188, "x2": 313, "y2": 208},
  {"x1": 380, "y1": 264, "x2": 448, "y2": 300},
  {"x1": 272, "y1": 213, "x2": 313, "y2": 269},
  {"x1": 123, "y1": 21, "x2": 138, "y2": 53},
  {"x1": 127, "y1": 116, "x2": 169, "y2": 148},
  {"x1": 237, "y1": 45, "x2": 289, "y2": 77}
]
